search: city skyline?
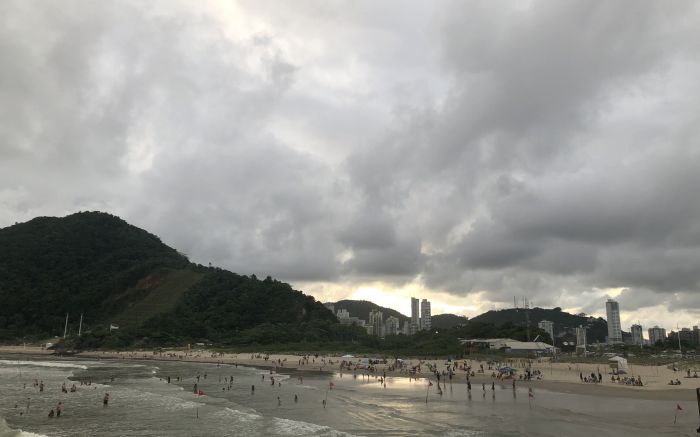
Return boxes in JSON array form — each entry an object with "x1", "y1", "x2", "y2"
[{"x1": 330, "y1": 295, "x2": 696, "y2": 338}]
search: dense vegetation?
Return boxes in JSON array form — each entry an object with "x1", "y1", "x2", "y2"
[
  {"x1": 0, "y1": 212, "x2": 188, "y2": 338},
  {"x1": 432, "y1": 314, "x2": 469, "y2": 329},
  {"x1": 0, "y1": 212, "x2": 339, "y2": 346}
]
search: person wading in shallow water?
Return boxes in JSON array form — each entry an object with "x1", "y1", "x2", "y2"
[{"x1": 103, "y1": 393, "x2": 110, "y2": 407}]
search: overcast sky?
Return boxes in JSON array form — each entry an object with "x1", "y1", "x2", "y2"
[{"x1": 2, "y1": 1, "x2": 700, "y2": 332}]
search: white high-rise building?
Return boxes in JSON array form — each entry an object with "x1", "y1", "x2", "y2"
[
  {"x1": 385, "y1": 316, "x2": 400, "y2": 336},
  {"x1": 630, "y1": 324, "x2": 643, "y2": 346},
  {"x1": 575, "y1": 325, "x2": 587, "y2": 352},
  {"x1": 648, "y1": 326, "x2": 666, "y2": 345},
  {"x1": 336, "y1": 309, "x2": 350, "y2": 320},
  {"x1": 420, "y1": 299, "x2": 431, "y2": 331},
  {"x1": 411, "y1": 297, "x2": 420, "y2": 334},
  {"x1": 402, "y1": 320, "x2": 411, "y2": 335},
  {"x1": 605, "y1": 299, "x2": 622, "y2": 344},
  {"x1": 538, "y1": 320, "x2": 554, "y2": 342},
  {"x1": 369, "y1": 309, "x2": 384, "y2": 337}
]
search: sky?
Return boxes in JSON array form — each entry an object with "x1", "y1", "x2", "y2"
[{"x1": 2, "y1": 1, "x2": 700, "y2": 333}]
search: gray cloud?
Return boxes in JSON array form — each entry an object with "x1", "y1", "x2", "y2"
[{"x1": 2, "y1": 1, "x2": 700, "y2": 326}]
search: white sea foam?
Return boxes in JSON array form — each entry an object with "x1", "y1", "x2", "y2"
[
  {"x1": 211, "y1": 407, "x2": 262, "y2": 423},
  {"x1": 271, "y1": 417, "x2": 359, "y2": 437},
  {"x1": 443, "y1": 430, "x2": 486, "y2": 437},
  {"x1": 0, "y1": 418, "x2": 48, "y2": 437},
  {"x1": 0, "y1": 360, "x2": 87, "y2": 370},
  {"x1": 118, "y1": 386, "x2": 206, "y2": 411}
]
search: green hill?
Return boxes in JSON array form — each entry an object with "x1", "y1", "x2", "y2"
[
  {"x1": 332, "y1": 300, "x2": 409, "y2": 323},
  {"x1": 0, "y1": 212, "x2": 339, "y2": 346},
  {"x1": 471, "y1": 307, "x2": 608, "y2": 343},
  {"x1": 432, "y1": 314, "x2": 469, "y2": 329}
]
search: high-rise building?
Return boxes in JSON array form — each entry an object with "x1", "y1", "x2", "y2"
[
  {"x1": 605, "y1": 299, "x2": 622, "y2": 344},
  {"x1": 385, "y1": 316, "x2": 400, "y2": 336},
  {"x1": 411, "y1": 297, "x2": 420, "y2": 334},
  {"x1": 402, "y1": 320, "x2": 411, "y2": 335},
  {"x1": 648, "y1": 326, "x2": 666, "y2": 345},
  {"x1": 336, "y1": 309, "x2": 350, "y2": 320},
  {"x1": 369, "y1": 309, "x2": 384, "y2": 337},
  {"x1": 669, "y1": 327, "x2": 696, "y2": 345},
  {"x1": 420, "y1": 299, "x2": 431, "y2": 331},
  {"x1": 575, "y1": 325, "x2": 587, "y2": 352},
  {"x1": 630, "y1": 324, "x2": 643, "y2": 346},
  {"x1": 538, "y1": 320, "x2": 554, "y2": 342}
]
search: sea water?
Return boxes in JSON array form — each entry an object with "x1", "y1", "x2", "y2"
[{"x1": 0, "y1": 355, "x2": 693, "y2": 436}]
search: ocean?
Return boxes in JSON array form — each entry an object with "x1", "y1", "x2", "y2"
[{"x1": 0, "y1": 355, "x2": 694, "y2": 436}]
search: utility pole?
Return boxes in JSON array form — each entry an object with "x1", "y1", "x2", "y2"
[
  {"x1": 63, "y1": 313, "x2": 69, "y2": 339},
  {"x1": 78, "y1": 313, "x2": 83, "y2": 337},
  {"x1": 525, "y1": 300, "x2": 531, "y2": 342}
]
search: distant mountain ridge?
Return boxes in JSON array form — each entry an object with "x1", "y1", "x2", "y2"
[
  {"x1": 332, "y1": 300, "x2": 409, "y2": 323},
  {"x1": 432, "y1": 313, "x2": 469, "y2": 329},
  {"x1": 471, "y1": 307, "x2": 608, "y2": 343},
  {"x1": 331, "y1": 300, "x2": 469, "y2": 330}
]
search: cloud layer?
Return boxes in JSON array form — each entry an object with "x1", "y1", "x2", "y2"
[{"x1": 2, "y1": 0, "x2": 700, "y2": 328}]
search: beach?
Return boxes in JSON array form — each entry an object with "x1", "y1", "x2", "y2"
[
  {"x1": 2, "y1": 345, "x2": 697, "y2": 400},
  {"x1": 61, "y1": 348, "x2": 700, "y2": 400},
  {"x1": 1, "y1": 349, "x2": 699, "y2": 436}
]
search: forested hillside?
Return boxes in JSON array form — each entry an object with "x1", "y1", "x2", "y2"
[{"x1": 0, "y1": 212, "x2": 338, "y2": 346}]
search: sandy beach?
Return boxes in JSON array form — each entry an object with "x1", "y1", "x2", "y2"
[{"x1": 2, "y1": 345, "x2": 696, "y2": 401}]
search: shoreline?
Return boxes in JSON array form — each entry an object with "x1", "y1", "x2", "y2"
[{"x1": 2, "y1": 346, "x2": 698, "y2": 401}]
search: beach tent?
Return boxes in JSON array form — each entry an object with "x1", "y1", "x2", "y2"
[
  {"x1": 608, "y1": 356, "x2": 629, "y2": 374},
  {"x1": 341, "y1": 354, "x2": 355, "y2": 358}
]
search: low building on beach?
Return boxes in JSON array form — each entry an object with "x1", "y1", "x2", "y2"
[{"x1": 460, "y1": 338, "x2": 556, "y2": 355}]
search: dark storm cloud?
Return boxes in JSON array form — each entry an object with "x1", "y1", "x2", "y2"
[{"x1": 2, "y1": 0, "x2": 700, "y2": 321}]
